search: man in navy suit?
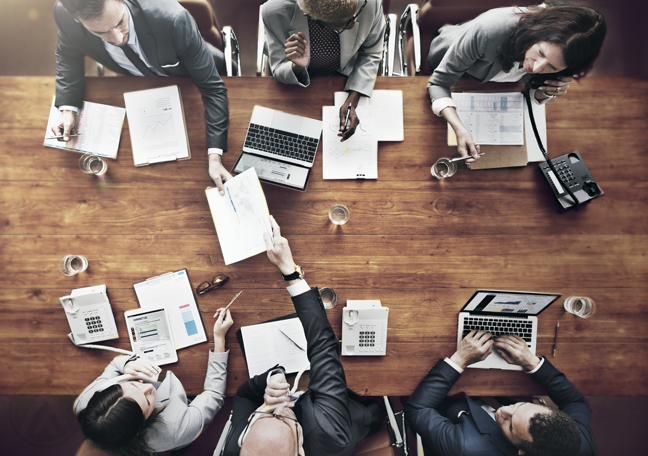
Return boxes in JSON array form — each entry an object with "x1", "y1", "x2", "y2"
[
  {"x1": 52, "y1": 0, "x2": 231, "y2": 191},
  {"x1": 405, "y1": 330, "x2": 597, "y2": 456}
]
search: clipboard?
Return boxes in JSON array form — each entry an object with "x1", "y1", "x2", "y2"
[
  {"x1": 133, "y1": 269, "x2": 207, "y2": 350},
  {"x1": 123, "y1": 85, "x2": 192, "y2": 167}
]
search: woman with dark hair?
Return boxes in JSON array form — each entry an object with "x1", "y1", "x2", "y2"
[
  {"x1": 74, "y1": 308, "x2": 234, "y2": 456},
  {"x1": 426, "y1": 2, "x2": 606, "y2": 161}
]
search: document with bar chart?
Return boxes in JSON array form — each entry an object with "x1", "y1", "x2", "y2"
[
  {"x1": 123, "y1": 85, "x2": 191, "y2": 166},
  {"x1": 133, "y1": 270, "x2": 207, "y2": 350}
]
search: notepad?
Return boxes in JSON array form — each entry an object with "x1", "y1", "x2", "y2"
[
  {"x1": 123, "y1": 85, "x2": 191, "y2": 166},
  {"x1": 239, "y1": 316, "x2": 310, "y2": 377},
  {"x1": 44, "y1": 98, "x2": 125, "y2": 159},
  {"x1": 205, "y1": 167, "x2": 271, "y2": 265},
  {"x1": 133, "y1": 270, "x2": 207, "y2": 350}
]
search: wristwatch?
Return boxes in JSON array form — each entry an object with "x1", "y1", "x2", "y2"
[{"x1": 281, "y1": 265, "x2": 304, "y2": 281}]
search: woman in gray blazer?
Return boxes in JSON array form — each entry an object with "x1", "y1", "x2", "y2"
[
  {"x1": 427, "y1": 3, "x2": 606, "y2": 161},
  {"x1": 262, "y1": 0, "x2": 385, "y2": 140},
  {"x1": 74, "y1": 309, "x2": 233, "y2": 456}
]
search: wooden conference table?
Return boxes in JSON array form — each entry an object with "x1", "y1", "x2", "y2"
[{"x1": 1, "y1": 76, "x2": 647, "y2": 398}]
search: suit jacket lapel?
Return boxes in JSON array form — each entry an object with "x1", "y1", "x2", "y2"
[
  {"x1": 125, "y1": 0, "x2": 162, "y2": 73},
  {"x1": 466, "y1": 397, "x2": 519, "y2": 455},
  {"x1": 340, "y1": 20, "x2": 361, "y2": 70}
]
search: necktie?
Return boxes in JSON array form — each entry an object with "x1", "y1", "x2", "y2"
[
  {"x1": 481, "y1": 396, "x2": 504, "y2": 410},
  {"x1": 121, "y1": 45, "x2": 156, "y2": 77}
]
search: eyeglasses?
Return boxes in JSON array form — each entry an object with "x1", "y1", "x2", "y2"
[
  {"x1": 312, "y1": 0, "x2": 367, "y2": 35},
  {"x1": 239, "y1": 409, "x2": 301, "y2": 456},
  {"x1": 196, "y1": 274, "x2": 229, "y2": 295}
]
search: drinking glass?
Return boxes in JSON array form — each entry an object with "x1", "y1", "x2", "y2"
[
  {"x1": 329, "y1": 204, "x2": 350, "y2": 225},
  {"x1": 79, "y1": 153, "x2": 108, "y2": 176},
  {"x1": 431, "y1": 158, "x2": 457, "y2": 179},
  {"x1": 562, "y1": 297, "x2": 596, "y2": 318},
  {"x1": 59, "y1": 255, "x2": 89, "y2": 276},
  {"x1": 319, "y1": 287, "x2": 338, "y2": 309}
]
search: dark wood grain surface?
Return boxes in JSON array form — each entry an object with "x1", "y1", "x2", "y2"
[{"x1": 1, "y1": 76, "x2": 646, "y2": 397}]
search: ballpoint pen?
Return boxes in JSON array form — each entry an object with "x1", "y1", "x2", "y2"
[
  {"x1": 278, "y1": 328, "x2": 305, "y2": 351},
  {"x1": 552, "y1": 322, "x2": 560, "y2": 357},
  {"x1": 214, "y1": 290, "x2": 243, "y2": 317},
  {"x1": 45, "y1": 134, "x2": 81, "y2": 139},
  {"x1": 451, "y1": 153, "x2": 485, "y2": 162},
  {"x1": 342, "y1": 105, "x2": 351, "y2": 132}
]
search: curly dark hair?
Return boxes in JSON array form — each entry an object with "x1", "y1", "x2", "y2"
[
  {"x1": 497, "y1": 4, "x2": 606, "y2": 76},
  {"x1": 78, "y1": 384, "x2": 164, "y2": 456},
  {"x1": 516, "y1": 408, "x2": 582, "y2": 456},
  {"x1": 59, "y1": 0, "x2": 123, "y2": 21}
]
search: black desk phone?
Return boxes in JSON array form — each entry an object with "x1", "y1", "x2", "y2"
[
  {"x1": 525, "y1": 92, "x2": 603, "y2": 209},
  {"x1": 539, "y1": 151, "x2": 603, "y2": 209}
]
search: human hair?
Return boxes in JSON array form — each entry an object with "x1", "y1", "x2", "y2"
[
  {"x1": 516, "y1": 409, "x2": 582, "y2": 456},
  {"x1": 497, "y1": 4, "x2": 606, "y2": 77},
  {"x1": 59, "y1": 0, "x2": 123, "y2": 21},
  {"x1": 297, "y1": 0, "x2": 357, "y2": 23},
  {"x1": 78, "y1": 384, "x2": 163, "y2": 456}
]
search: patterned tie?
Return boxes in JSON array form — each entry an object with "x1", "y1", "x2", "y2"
[
  {"x1": 121, "y1": 45, "x2": 156, "y2": 77},
  {"x1": 307, "y1": 17, "x2": 341, "y2": 76}
]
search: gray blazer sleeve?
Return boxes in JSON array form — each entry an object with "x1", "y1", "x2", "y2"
[
  {"x1": 53, "y1": 3, "x2": 86, "y2": 109},
  {"x1": 162, "y1": 350, "x2": 229, "y2": 449},
  {"x1": 343, "y1": 3, "x2": 384, "y2": 97},
  {"x1": 261, "y1": 3, "x2": 310, "y2": 88},
  {"x1": 426, "y1": 8, "x2": 519, "y2": 105},
  {"x1": 73, "y1": 355, "x2": 133, "y2": 414},
  {"x1": 171, "y1": 10, "x2": 229, "y2": 150}
]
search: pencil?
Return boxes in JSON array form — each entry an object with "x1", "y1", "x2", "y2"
[
  {"x1": 552, "y1": 322, "x2": 560, "y2": 357},
  {"x1": 214, "y1": 290, "x2": 243, "y2": 317}
]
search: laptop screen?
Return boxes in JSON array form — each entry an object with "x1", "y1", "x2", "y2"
[{"x1": 461, "y1": 290, "x2": 560, "y2": 316}]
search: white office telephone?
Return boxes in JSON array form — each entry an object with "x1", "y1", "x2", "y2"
[
  {"x1": 341, "y1": 300, "x2": 389, "y2": 356},
  {"x1": 60, "y1": 284, "x2": 119, "y2": 344}
]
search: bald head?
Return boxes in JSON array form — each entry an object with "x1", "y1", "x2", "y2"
[{"x1": 240, "y1": 410, "x2": 301, "y2": 456}]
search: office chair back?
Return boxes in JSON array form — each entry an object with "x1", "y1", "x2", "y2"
[{"x1": 178, "y1": 0, "x2": 223, "y2": 50}]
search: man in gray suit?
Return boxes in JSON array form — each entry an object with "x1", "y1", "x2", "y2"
[{"x1": 52, "y1": 0, "x2": 231, "y2": 192}]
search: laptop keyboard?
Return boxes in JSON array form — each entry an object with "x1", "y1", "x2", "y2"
[
  {"x1": 245, "y1": 123, "x2": 318, "y2": 163},
  {"x1": 461, "y1": 317, "x2": 533, "y2": 344}
]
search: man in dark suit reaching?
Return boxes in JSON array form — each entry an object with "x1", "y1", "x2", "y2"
[
  {"x1": 223, "y1": 216, "x2": 383, "y2": 456},
  {"x1": 52, "y1": 0, "x2": 231, "y2": 191},
  {"x1": 405, "y1": 330, "x2": 597, "y2": 456}
]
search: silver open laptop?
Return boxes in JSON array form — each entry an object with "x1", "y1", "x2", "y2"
[
  {"x1": 457, "y1": 290, "x2": 560, "y2": 370},
  {"x1": 232, "y1": 106, "x2": 323, "y2": 191}
]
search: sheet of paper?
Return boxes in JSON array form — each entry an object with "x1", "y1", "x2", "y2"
[
  {"x1": 334, "y1": 90, "x2": 404, "y2": 141},
  {"x1": 205, "y1": 167, "x2": 271, "y2": 265},
  {"x1": 240, "y1": 317, "x2": 310, "y2": 377},
  {"x1": 449, "y1": 92, "x2": 524, "y2": 145},
  {"x1": 133, "y1": 270, "x2": 207, "y2": 350},
  {"x1": 44, "y1": 98, "x2": 125, "y2": 159},
  {"x1": 322, "y1": 106, "x2": 378, "y2": 179},
  {"x1": 123, "y1": 85, "x2": 190, "y2": 165},
  {"x1": 447, "y1": 92, "x2": 547, "y2": 162}
]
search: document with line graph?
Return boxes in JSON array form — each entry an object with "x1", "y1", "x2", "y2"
[
  {"x1": 133, "y1": 269, "x2": 207, "y2": 350},
  {"x1": 322, "y1": 106, "x2": 378, "y2": 179},
  {"x1": 205, "y1": 167, "x2": 272, "y2": 265},
  {"x1": 123, "y1": 85, "x2": 191, "y2": 166}
]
